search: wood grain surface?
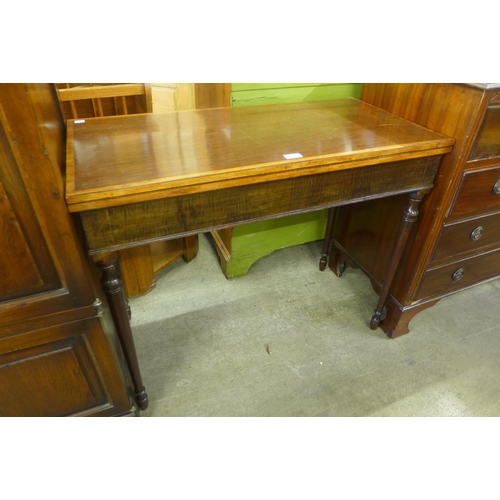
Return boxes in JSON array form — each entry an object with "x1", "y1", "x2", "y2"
[{"x1": 66, "y1": 98, "x2": 454, "y2": 211}]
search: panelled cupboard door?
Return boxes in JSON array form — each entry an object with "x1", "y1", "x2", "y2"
[
  {"x1": 0, "y1": 84, "x2": 96, "y2": 331},
  {"x1": 0, "y1": 119, "x2": 61, "y2": 301},
  {"x1": 0, "y1": 317, "x2": 132, "y2": 416},
  {"x1": 0, "y1": 84, "x2": 133, "y2": 416}
]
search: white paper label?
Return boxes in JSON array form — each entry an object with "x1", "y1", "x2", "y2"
[
  {"x1": 74, "y1": 119, "x2": 86, "y2": 124},
  {"x1": 283, "y1": 152, "x2": 303, "y2": 160}
]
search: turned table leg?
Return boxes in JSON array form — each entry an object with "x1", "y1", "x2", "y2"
[
  {"x1": 370, "y1": 189, "x2": 429, "y2": 330},
  {"x1": 319, "y1": 207, "x2": 337, "y2": 271},
  {"x1": 93, "y1": 252, "x2": 149, "y2": 410}
]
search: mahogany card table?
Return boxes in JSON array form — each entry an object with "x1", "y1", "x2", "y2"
[{"x1": 65, "y1": 98, "x2": 454, "y2": 410}]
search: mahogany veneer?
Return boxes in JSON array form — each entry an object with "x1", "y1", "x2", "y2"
[{"x1": 65, "y1": 98, "x2": 454, "y2": 409}]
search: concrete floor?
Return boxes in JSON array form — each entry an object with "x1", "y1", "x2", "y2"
[{"x1": 130, "y1": 234, "x2": 500, "y2": 417}]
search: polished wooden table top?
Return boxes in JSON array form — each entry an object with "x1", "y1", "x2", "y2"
[{"x1": 66, "y1": 98, "x2": 454, "y2": 212}]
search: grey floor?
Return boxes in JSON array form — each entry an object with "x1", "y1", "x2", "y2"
[{"x1": 130, "y1": 234, "x2": 500, "y2": 417}]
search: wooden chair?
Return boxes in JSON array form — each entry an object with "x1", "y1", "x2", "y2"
[
  {"x1": 56, "y1": 83, "x2": 153, "y2": 118},
  {"x1": 55, "y1": 83, "x2": 198, "y2": 298}
]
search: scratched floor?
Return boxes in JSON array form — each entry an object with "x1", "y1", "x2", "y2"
[{"x1": 129, "y1": 234, "x2": 500, "y2": 417}]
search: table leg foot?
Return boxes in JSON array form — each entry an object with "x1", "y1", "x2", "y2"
[
  {"x1": 319, "y1": 254, "x2": 328, "y2": 271},
  {"x1": 135, "y1": 388, "x2": 149, "y2": 410},
  {"x1": 370, "y1": 312, "x2": 381, "y2": 330}
]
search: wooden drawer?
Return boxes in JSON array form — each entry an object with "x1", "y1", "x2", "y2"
[
  {"x1": 450, "y1": 164, "x2": 500, "y2": 218},
  {"x1": 416, "y1": 248, "x2": 500, "y2": 301},
  {"x1": 469, "y1": 104, "x2": 500, "y2": 162},
  {"x1": 431, "y1": 211, "x2": 500, "y2": 263}
]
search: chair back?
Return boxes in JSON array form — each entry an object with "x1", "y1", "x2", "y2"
[{"x1": 55, "y1": 83, "x2": 152, "y2": 120}]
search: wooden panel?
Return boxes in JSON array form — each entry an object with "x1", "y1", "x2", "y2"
[
  {"x1": 214, "y1": 227, "x2": 233, "y2": 255},
  {"x1": 0, "y1": 314, "x2": 132, "y2": 416},
  {"x1": 416, "y1": 248, "x2": 500, "y2": 301},
  {"x1": 0, "y1": 180, "x2": 43, "y2": 296},
  {"x1": 119, "y1": 245, "x2": 156, "y2": 297},
  {"x1": 450, "y1": 163, "x2": 500, "y2": 218},
  {"x1": 469, "y1": 105, "x2": 500, "y2": 161},
  {"x1": 174, "y1": 84, "x2": 196, "y2": 110},
  {"x1": 0, "y1": 316, "x2": 120, "y2": 416},
  {"x1": 80, "y1": 157, "x2": 439, "y2": 253},
  {"x1": 149, "y1": 84, "x2": 196, "y2": 112},
  {"x1": 0, "y1": 336, "x2": 106, "y2": 416},
  {"x1": 431, "y1": 211, "x2": 500, "y2": 263},
  {"x1": 0, "y1": 104, "x2": 61, "y2": 301},
  {"x1": 152, "y1": 86, "x2": 175, "y2": 111},
  {"x1": 149, "y1": 84, "x2": 179, "y2": 113},
  {"x1": 360, "y1": 84, "x2": 427, "y2": 122},
  {"x1": 331, "y1": 193, "x2": 408, "y2": 288},
  {"x1": 194, "y1": 83, "x2": 231, "y2": 109},
  {"x1": 0, "y1": 84, "x2": 99, "y2": 329},
  {"x1": 150, "y1": 83, "x2": 230, "y2": 112}
]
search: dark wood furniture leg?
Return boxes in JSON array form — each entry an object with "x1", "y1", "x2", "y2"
[
  {"x1": 319, "y1": 207, "x2": 337, "y2": 271},
  {"x1": 93, "y1": 252, "x2": 149, "y2": 410},
  {"x1": 370, "y1": 189, "x2": 428, "y2": 330},
  {"x1": 380, "y1": 298, "x2": 441, "y2": 338}
]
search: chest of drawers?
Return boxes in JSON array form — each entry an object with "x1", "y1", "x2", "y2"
[{"x1": 329, "y1": 83, "x2": 500, "y2": 338}]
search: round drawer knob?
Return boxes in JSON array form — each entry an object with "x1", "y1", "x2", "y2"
[
  {"x1": 452, "y1": 268, "x2": 465, "y2": 281},
  {"x1": 470, "y1": 226, "x2": 484, "y2": 241},
  {"x1": 493, "y1": 179, "x2": 500, "y2": 194}
]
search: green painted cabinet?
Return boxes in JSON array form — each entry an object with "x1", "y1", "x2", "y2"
[{"x1": 211, "y1": 83, "x2": 362, "y2": 279}]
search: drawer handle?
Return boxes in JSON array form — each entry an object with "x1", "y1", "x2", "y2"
[
  {"x1": 452, "y1": 268, "x2": 465, "y2": 281},
  {"x1": 470, "y1": 226, "x2": 484, "y2": 241},
  {"x1": 493, "y1": 179, "x2": 500, "y2": 194}
]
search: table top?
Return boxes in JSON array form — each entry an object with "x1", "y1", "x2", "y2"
[{"x1": 66, "y1": 98, "x2": 454, "y2": 212}]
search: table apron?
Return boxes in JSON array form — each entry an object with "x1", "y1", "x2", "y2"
[{"x1": 80, "y1": 156, "x2": 441, "y2": 254}]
